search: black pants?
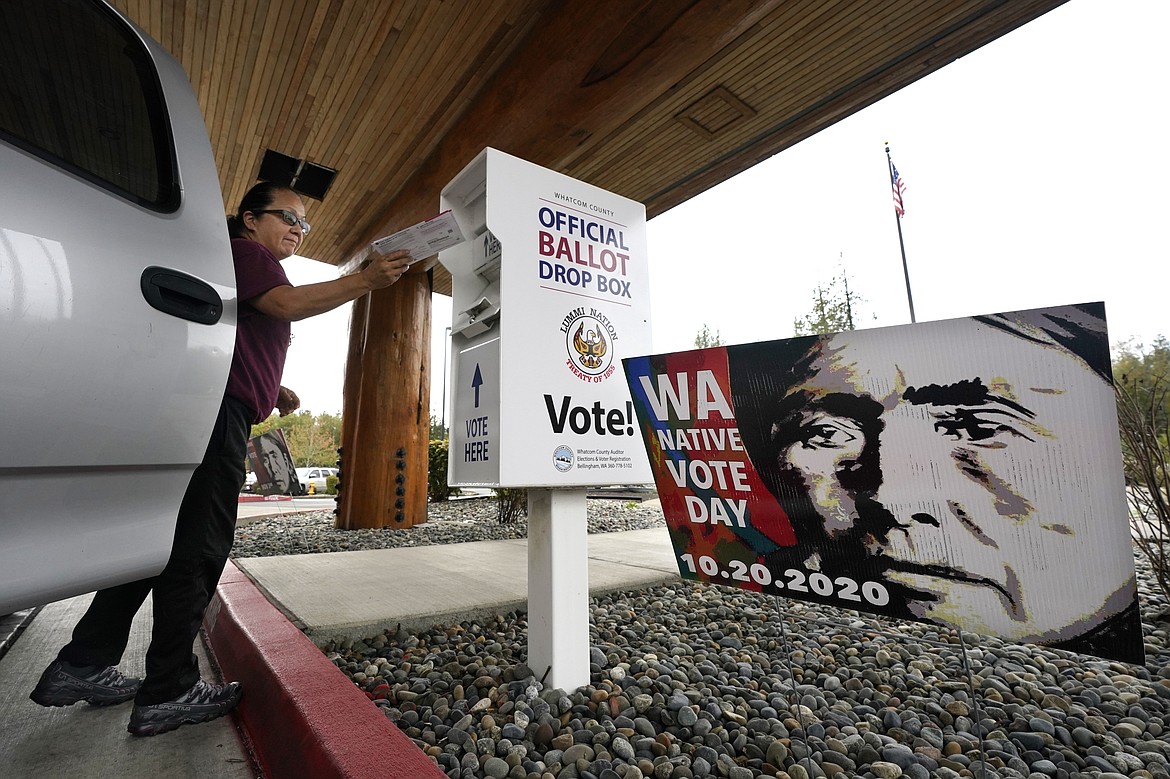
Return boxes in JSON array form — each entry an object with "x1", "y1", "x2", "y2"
[{"x1": 57, "y1": 395, "x2": 252, "y2": 705}]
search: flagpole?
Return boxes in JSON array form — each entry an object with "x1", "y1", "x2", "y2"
[{"x1": 885, "y1": 143, "x2": 916, "y2": 324}]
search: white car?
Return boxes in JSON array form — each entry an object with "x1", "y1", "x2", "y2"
[
  {"x1": 295, "y1": 467, "x2": 338, "y2": 494},
  {"x1": 0, "y1": 0, "x2": 235, "y2": 613}
]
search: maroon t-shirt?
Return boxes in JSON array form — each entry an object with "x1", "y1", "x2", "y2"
[{"x1": 226, "y1": 238, "x2": 292, "y2": 423}]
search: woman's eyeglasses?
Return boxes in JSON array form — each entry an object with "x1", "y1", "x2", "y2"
[{"x1": 255, "y1": 209, "x2": 311, "y2": 234}]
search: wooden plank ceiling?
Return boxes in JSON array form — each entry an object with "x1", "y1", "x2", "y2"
[{"x1": 111, "y1": 0, "x2": 1067, "y2": 295}]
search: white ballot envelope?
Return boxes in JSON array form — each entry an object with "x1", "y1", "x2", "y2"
[{"x1": 370, "y1": 211, "x2": 466, "y2": 264}]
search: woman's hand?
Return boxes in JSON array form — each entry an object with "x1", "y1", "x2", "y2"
[
  {"x1": 362, "y1": 249, "x2": 411, "y2": 289},
  {"x1": 277, "y1": 385, "x2": 301, "y2": 416}
]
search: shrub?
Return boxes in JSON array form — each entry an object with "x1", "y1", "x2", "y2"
[
  {"x1": 428, "y1": 439, "x2": 459, "y2": 502},
  {"x1": 496, "y1": 488, "x2": 528, "y2": 524},
  {"x1": 1116, "y1": 378, "x2": 1170, "y2": 609},
  {"x1": 325, "y1": 473, "x2": 339, "y2": 495}
]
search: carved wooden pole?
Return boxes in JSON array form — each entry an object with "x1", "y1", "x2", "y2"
[{"x1": 337, "y1": 271, "x2": 431, "y2": 529}]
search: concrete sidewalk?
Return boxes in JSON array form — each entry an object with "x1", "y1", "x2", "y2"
[
  {"x1": 1, "y1": 524, "x2": 681, "y2": 779},
  {"x1": 0, "y1": 593, "x2": 255, "y2": 778},
  {"x1": 234, "y1": 527, "x2": 679, "y2": 643}
]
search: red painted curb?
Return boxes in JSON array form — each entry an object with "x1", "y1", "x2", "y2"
[{"x1": 204, "y1": 561, "x2": 446, "y2": 779}]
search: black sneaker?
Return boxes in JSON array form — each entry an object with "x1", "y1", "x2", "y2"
[
  {"x1": 127, "y1": 679, "x2": 242, "y2": 737},
  {"x1": 29, "y1": 660, "x2": 142, "y2": 707}
]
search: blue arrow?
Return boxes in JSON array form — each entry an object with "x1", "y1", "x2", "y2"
[{"x1": 472, "y1": 363, "x2": 483, "y2": 408}]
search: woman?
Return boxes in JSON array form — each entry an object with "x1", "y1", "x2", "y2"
[{"x1": 30, "y1": 182, "x2": 411, "y2": 736}]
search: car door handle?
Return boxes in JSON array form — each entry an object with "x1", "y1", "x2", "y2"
[{"x1": 140, "y1": 266, "x2": 223, "y2": 325}]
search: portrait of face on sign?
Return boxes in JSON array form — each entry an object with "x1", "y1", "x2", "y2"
[
  {"x1": 245, "y1": 429, "x2": 302, "y2": 497},
  {"x1": 625, "y1": 303, "x2": 1143, "y2": 664}
]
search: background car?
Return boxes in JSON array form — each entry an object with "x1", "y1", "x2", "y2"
[
  {"x1": 295, "y1": 467, "x2": 338, "y2": 494},
  {"x1": 0, "y1": 0, "x2": 235, "y2": 614}
]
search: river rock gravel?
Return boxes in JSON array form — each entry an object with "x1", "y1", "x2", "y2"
[
  {"x1": 231, "y1": 497, "x2": 664, "y2": 558},
  {"x1": 233, "y1": 499, "x2": 1170, "y2": 779}
]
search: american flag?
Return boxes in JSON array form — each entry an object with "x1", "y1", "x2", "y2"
[{"x1": 891, "y1": 160, "x2": 907, "y2": 217}]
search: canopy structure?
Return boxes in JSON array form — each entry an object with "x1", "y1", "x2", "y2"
[{"x1": 113, "y1": 0, "x2": 1068, "y2": 527}]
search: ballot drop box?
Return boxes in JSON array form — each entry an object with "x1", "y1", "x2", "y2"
[
  {"x1": 441, "y1": 148, "x2": 652, "y2": 488},
  {"x1": 439, "y1": 148, "x2": 652, "y2": 688}
]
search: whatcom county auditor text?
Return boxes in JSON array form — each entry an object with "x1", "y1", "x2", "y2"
[{"x1": 572, "y1": 448, "x2": 634, "y2": 471}]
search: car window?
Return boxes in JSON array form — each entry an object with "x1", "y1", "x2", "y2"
[{"x1": 0, "y1": 0, "x2": 179, "y2": 210}]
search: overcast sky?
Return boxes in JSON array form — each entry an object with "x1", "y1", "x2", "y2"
[{"x1": 281, "y1": 0, "x2": 1168, "y2": 418}]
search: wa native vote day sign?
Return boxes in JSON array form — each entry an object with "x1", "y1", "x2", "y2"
[
  {"x1": 245, "y1": 428, "x2": 302, "y2": 497},
  {"x1": 623, "y1": 303, "x2": 1144, "y2": 664}
]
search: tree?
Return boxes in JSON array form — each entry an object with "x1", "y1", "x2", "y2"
[
  {"x1": 252, "y1": 411, "x2": 341, "y2": 468},
  {"x1": 287, "y1": 412, "x2": 341, "y2": 467},
  {"x1": 1115, "y1": 336, "x2": 1170, "y2": 429},
  {"x1": 793, "y1": 269, "x2": 867, "y2": 336},
  {"x1": 694, "y1": 324, "x2": 723, "y2": 348}
]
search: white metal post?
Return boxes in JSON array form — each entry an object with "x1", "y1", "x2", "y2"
[{"x1": 526, "y1": 487, "x2": 590, "y2": 691}]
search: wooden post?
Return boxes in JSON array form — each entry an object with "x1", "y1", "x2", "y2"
[
  {"x1": 337, "y1": 271, "x2": 431, "y2": 529},
  {"x1": 336, "y1": 292, "x2": 368, "y2": 526}
]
